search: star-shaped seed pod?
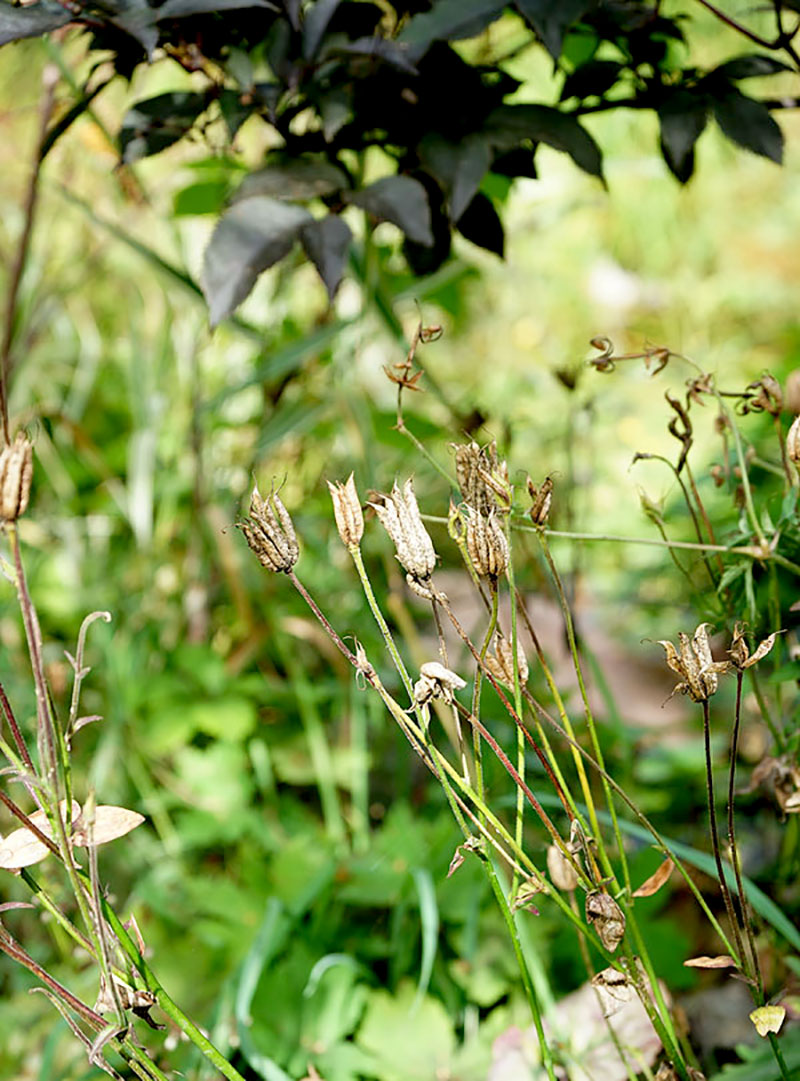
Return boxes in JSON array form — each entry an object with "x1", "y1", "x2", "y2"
[
  {"x1": 239, "y1": 486, "x2": 299, "y2": 573},
  {"x1": 658, "y1": 623, "x2": 730, "y2": 702},
  {"x1": 728, "y1": 623, "x2": 779, "y2": 670},
  {"x1": 368, "y1": 479, "x2": 437, "y2": 589}
]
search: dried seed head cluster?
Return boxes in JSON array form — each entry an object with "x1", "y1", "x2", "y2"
[
  {"x1": 0, "y1": 433, "x2": 33, "y2": 523},
  {"x1": 369, "y1": 479, "x2": 437, "y2": 592},
  {"x1": 658, "y1": 623, "x2": 730, "y2": 702},
  {"x1": 452, "y1": 440, "x2": 509, "y2": 515},
  {"x1": 239, "y1": 486, "x2": 299, "y2": 573},
  {"x1": 328, "y1": 474, "x2": 364, "y2": 548},
  {"x1": 585, "y1": 889, "x2": 626, "y2": 952},
  {"x1": 413, "y1": 662, "x2": 467, "y2": 706},
  {"x1": 465, "y1": 506, "x2": 508, "y2": 579}
]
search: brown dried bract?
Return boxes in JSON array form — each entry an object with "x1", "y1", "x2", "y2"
[{"x1": 745, "y1": 754, "x2": 800, "y2": 816}]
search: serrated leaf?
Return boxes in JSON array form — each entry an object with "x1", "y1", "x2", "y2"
[
  {"x1": 418, "y1": 134, "x2": 491, "y2": 222},
  {"x1": 119, "y1": 92, "x2": 207, "y2": 163},
  {"x1": 72, "y1": 806, "x2": 145, "y2": 846},
  {"x1": 486, "y1": 104, "x2": 603, "y2": 178},
  {"x1": 713, "y1": 89, "x2": 783, "y2": 164},
  {"x1": 658, "y1": 91, "x2": 708, "y2": 183},
  {"x1": 301, "y1": 215, "x2": 352, "y2": 299},
  {"x1": 713, "y1": 54, "x2": 790, "y2": 81},
  {"x1": 514, "y1": 0, "x2": 590, "y2": 59},
  {"x1": 348, "y1": 175, "x2": 433, "y2": 246},
  {"x1": 303, "y1": 0, "x2": 342, "y2": 60},
  {"x1": 202, "y1": 196, "x2": 313, "y2": 325},
  {"x1": 235, "y1": 160, "x2": 348, "y2": 202},
  {"x1": 398, "y1": 0, "x2": 506, "y2": 52},
  {"x1": 632, "y1": 857, "x2": 674, "y2": 898},
  {"x1": 0, "y1": 0, "x2": 71, "y2": 47}
]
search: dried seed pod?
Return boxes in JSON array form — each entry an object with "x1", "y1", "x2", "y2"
[
  {"x1": 787, "y1": 415, "x2": 800, "y2": 466},
  {"x1": 728, "y1": 623, "x2": 778, "y2": 671},
  {"x1": 547, "y1": 843, "x2": 578, "y2": 892},
  {"x1": 585, "y1": 890, "x2": 626, "y2": 952},
  {"x1": 654, "y1": 1062, "x2": 680, "y2": 1081},
  {"x1": 413, "y1": 661, "x2": 467, "y2": 706},
  {"x1": 658, "y1": 623, "x2": 730, "y2": 702},
  {"x1": 0, "y1": 433, "x2": 33, "y2": 523},
  {"x1": 746, "y1": 754, "x2": 800, "y2": 816},
  {"x1": 328, "y1": 474, "x2": 364, "y2": 547},
  {"x1": 591, "y1": 966, "x2": 633, "y2": 1017},
  {"x1": 465, "y1": 506, "x2": 508, "y2": 578},
  {"x1": 484, "y1": 634, "x2": 529, "y2": 688},
  {"x1": 369, "y1": 479, "x2": 436, "y2": 586},
  {"x1": 451, "y1": 440, "x2": 509, "y2": 515},
  {"x1": 239, "y1": 486, "x2": 299, "y2": 573},
  {"x1": 527, "y1": 475, "x2": 553, "y2": 527}
]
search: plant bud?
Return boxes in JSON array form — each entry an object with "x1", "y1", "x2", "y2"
[
  {"x1": 239, "y1": 486, "x2": 299, "y2": 573},
  {"x1": 0, "y1": 433, "x2": 33, "y2": 523},
  {"x1": 465, "y1": 506, "x2": 508, "y2": 578},
  {"x1": 328, "y1": 474, "x2": 363, "y2": 547}
]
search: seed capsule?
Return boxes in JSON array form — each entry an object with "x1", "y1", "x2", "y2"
[
  {"x1": 0, "y1": 433, "x2": 33, "y2": 523},
  {"x1": 239, "y1": 486, "x2": 299, "y2": 573},
  {"x1": 328, "y1": 474, "x2": 364, "y2": 548}
]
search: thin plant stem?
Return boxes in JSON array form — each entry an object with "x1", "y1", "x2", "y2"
[{"x1": 701, "y1": 699, "x2": 746, "y2": 970}]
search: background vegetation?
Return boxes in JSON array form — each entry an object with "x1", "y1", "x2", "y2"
[{"x1": 1, "y1": 2, "x2": 800, "y2": 1079}]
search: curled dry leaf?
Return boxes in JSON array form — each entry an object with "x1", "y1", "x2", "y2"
[
  {"x1": 654, "y1": 1065, "x2": 679, "y2": 1081},
  {"x1": 683, "y1": 955, "x2": 737, "y2": 969},
  {"x1": 72, "y1": 806, "x2": 145, "y2": 846},
  {"x1": 447, "y1": 836, "x2": 482, "y2": 878},
  {"x1": 0, "y1": 800, "x2": 80, "y2": 870},
  {"x1": 633, "y1": 857, "x2": 674, "y2": 898},
  {"x1": 586, "y1": 890, "x2": 626, "y2": 952},
  {"x1": 750, "y1": 1004, "x2": 786, "y2": 1037}
]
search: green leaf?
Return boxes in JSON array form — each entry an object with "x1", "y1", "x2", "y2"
[
  {"x1": 173, "y1": 180, "x2": 231, "y2": 216},
  {"x1": 201, "y1": 196, "x2": 313, "y2": 325},
  {"x1": 712, "y1": 54, "x2": 790, "y2": 81},
  {"x1": 658, "y1": 91, "x2": 708, "y2": 183},
  {"x1": 418, "y1": 134, "x2": 491, "y2": 222},
  {"x1": 235, "y1": 160, "x2": 348, "y2": 202},
  {"x1": 456, "y1": 192, "x2": 504, "y2": 255},
  {"x1": 119, "y1": 92, "x2": 207, "y2": 163},
  {"x1": 356, "y1": 982, "x2": 455, "y2": 1081},
  {"x1": 300, "y1": 215, "x2": 353, "y2": 299},
  {"x1": 303, "y1": 0, "x2": 342, "y2": 60},
  {"x1": 560, "y1": 58, "x2": 623, "y2": 101},
  {"x1": 514, "y1": 0, "x2": 590, "y2": 59},
  {"x1": 398, "y1": 0, "x2": 506, "y2": 51},
  {"x1": 0, "y1": 0, "x2": 71, "y2": 47},
  {"x1": 411, "y1": 868, "x2": 438, "y2": 1006},
  {"x1": 713, "y1": 89, "x2": 783, "y2": 164},
  {"x1": 486, "y1": 103, "x2": 603, "y2": 178},
  {"x1": 182, "y1": 697, "x2": 257, "y2": 742},
  {"x1": 348, "y1": 175, "x2": 434, "y2": 246}
]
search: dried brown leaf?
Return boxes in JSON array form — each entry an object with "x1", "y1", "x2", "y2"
[
  {"x1": 633, "y1": 858, "x2": 674, "y2": 898},
  {"x1": 72, "y1": 806, "x2": 145, "y2": 846},
  {"x1": 683, "y1": 955, "x2": 737, "y2": 969}
]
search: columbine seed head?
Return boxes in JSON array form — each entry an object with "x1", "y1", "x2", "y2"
[
  {"x1": 465, "y1": 506, "x2": 508, "y2": 579},
  {"x1": 239, "y1": 486, "x2": 299, "y2": 573},
  {"x1": 658, "y1": 622, "x2": 730, "y2": 702},
  {"x1": 451, "y1": 440, "x2": 510, "y2": 515},
  {"x1": 484, "y1": 633, "x2": 528, "y2": 688},
  {"x1": 0, "y1": 433, "x2": 33, "y2": 523},
  {"x1": 527, "y1": 475, "x2": 553, "y2": 527},
  {"x1": 328, "y1": 474, "x2": 363, "y2": 548},
  {"x1": 369, "y1": 478, "x2": 436, "y2": 587}
]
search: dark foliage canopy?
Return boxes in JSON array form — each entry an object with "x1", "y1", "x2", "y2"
[{"x1": 3, "y1": 0, "x2": 798, "y2": 323}]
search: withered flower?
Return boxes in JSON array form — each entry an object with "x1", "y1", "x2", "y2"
[
  {"x1": 742, "y1": 374, "x2": 783, "y2": 416},
  {"x1": 465, "y1": 506, "x2": 508, "y2": 579},
  {"x1": 484, "y1": 633, "x2": 529, "y2": 688},
  {"x1": 412, "y1": 661, "x2": 467, "y2": 707},
  {"x1": 728, "y1": 623, "x2": 779, "y2": 671},
  {"x1": 585, "y1": 889, "x2": 626, "y2": 952},
  {"x1": 686, "y1": 372, "x2": 715, "y2": 405},
  {"x1": 527, "y1": 475, "x2": 553, "y2": 527},
  {"x1": 239, "y1": 486, "x2": 299, "y2": 573},
  {"x1": 368, "y1": 478, "x2": 436, "y2": 591},
  {"x1": 588, "y1": 336, "x2": 616, "y2": 373},
  {"x1": 0, "y1": 432, "x2": 33, "y2": 523},
  {"x1": 658, "y1": 623, "x2": 730, "y2": 702},
  {"x1": 327, "y1": 474, "x2": 364, "y2": 548},
  {"x1": 745, "y1": 754, "x2": 800, "y2": 816}
]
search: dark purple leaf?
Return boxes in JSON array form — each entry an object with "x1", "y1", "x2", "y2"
[
  {"x1": 713, "y1": 89, "x2": 783, "y2": 164},
  {"x1": 418, "y1": 134, "x2": 491, "y2": 222},
  {"x1": 301, "y1": 215, "x2": 352, "y2": 299},
  {"x1": 0, "y1": 0, "x2": 71, "y2": 47},
  {"x1": 349, "y1": 175, "x2": 433, "y2": 246},
  {"x1": 486, "y1": 104, "x2": 603, "y2": 179},
  {"x1": 658, "y1": 91, "x2": 708, "y2": 183},
  {"x1": 514, "y1": 0, "x2": 590, "y2": 59},
  {"x1": 457, "y1": 192, "x2": 504, "y2": 256}
]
